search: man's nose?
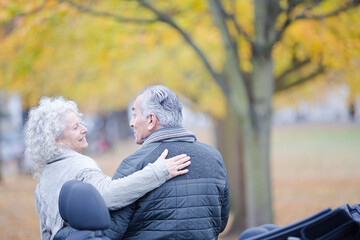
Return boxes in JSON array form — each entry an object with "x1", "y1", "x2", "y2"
[{"x1": 129, "y1": 118, "x2": 134, "y2": 127}]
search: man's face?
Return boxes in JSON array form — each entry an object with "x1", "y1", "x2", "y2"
[{"x1": 129, "y1": 95, "x2": 151, "y2": 144}]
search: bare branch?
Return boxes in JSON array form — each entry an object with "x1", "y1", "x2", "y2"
[
  {"x1": 269, "y1": 0, "x2": 305, "y2": 47},
  {"x1": 288, "y1": 0, "x2": 306, "y2": 8},
  {"x1": 296, "y1": 0, "x2": 360, "y2": 20},
  {"x1": 225, "y1": 0, "x2": 253, "y2": 44},
  {"x1": 211, "y1": 0, "x2": 239, "y2": 58},
  {"x1": 270, "y1": 15, "x2": 291, "y2": 48},
  {"x1": 13, "y1": 0, "x2": 49, "y2": 17},
  {"x1": 226, "y1": 13, "x2": 253, "y2": 45},
  {"x1": 270, "y1": 0, "x2": 359, "y2": 46},
  {"x1": 1, "y1": 0, "x2": 50, "y2": 38},
  {"x1": 140, "y1": 0, "x2": 229, "y2": 95},
  {"x1": 208, "y1": 0, "x2": 252, "y2": 109},
  {"x1": 275, "y1": 58, "x2": 311, "y2": 84},
  {"x1": 275, "y1": 63, "x2": 325, "y2": 92},
  {"x1": 227, "y1": 0, "x2": 247, "y2": 42},
  {"x1": 61, "y1": 0, "x2": 159, "y2": 24}
]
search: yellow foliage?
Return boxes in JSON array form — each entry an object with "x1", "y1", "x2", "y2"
[
  {"x1": 272, "y1": 1, "x2": 360, "y2": 109},
  {"x1": 1, "y1": 0, "x2": 360, "y2": 116}
]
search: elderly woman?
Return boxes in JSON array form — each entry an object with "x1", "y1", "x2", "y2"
[{"x1": 24, "y1": 96, "x2": 191, "y2": 240}]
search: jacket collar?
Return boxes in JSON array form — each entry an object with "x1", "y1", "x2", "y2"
[{"x1": 141, "y1": 127, "x2": 197, "y2": 147}]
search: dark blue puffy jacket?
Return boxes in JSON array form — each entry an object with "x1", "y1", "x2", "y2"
[{"x1": 104, "y1": 139, "x2": 230, "y2": 240}]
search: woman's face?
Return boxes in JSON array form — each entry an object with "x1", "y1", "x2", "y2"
[{"x1": 58, "y1": 111, "x2": 88, "y2": 152}]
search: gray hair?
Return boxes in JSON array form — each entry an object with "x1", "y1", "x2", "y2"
[
  {"x1": 24, "y1": 96, "x2": 83, "y2": 178},
  {"x1": 137, "y1": 85, "x2": 183, "y2": 127}
]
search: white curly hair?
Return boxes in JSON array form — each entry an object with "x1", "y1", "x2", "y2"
[{"x1": 24, "y1": 96, "x2": 83, "y2": 178}]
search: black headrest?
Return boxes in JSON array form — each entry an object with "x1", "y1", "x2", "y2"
[{"x1": 58, "y1": 180, "x2": 111, "y2": 230}]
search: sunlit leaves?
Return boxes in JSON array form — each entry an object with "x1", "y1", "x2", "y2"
[
  {"x1": 273, "y1": 1, "x2": 360, "y2": 107},
  {"x1": 0, "y1": 0, "x2": 359, "y2": 115},
  {"x1": 0, "y1": 0, "x2": 228, "y2": 116}
]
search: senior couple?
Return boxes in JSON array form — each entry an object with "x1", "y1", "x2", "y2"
[{"x1": 26, "y1": 85, "x2": 230, "y2": 240}]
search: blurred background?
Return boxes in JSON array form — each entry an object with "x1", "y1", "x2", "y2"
[{"x1": 1, "y1": 1, "x2": 360, "y2": 239}]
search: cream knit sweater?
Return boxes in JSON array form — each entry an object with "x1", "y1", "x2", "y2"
[{"x1": 34, "y1": 150, "x2": 170, "y2": 240}]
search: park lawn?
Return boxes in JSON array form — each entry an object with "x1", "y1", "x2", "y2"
[
  {"x1": 271, "y1": 123, "x2": 360, "y2": 226},
  {"x1": 0, "y1": 123, "x2": 359, "y2": 240}
]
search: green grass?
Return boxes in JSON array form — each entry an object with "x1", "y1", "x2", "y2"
[
  {"x1": 273, "y1": 124, "x2": 360, "y2": 153},
  {"x1": 271, "y1": 123, "x2": 360, "y2": 226},
  {"x1": 1, "y1": 124, "x2": 360, "y2": 240}
]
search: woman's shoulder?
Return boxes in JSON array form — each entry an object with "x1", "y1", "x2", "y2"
[
  {"x1": 70, "y1": 150, "x2": 93, "y2": 160},
  {"x1": 47, "y1": 150, "x2": 100, "y2": 172},
  {"x1": 68, "y1": 151, "x2": 99, "y2": 167}
]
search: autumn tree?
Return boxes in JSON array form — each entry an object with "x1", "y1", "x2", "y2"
[
  {"x1": 57, "y1": 0, "x2": 360, "y2": 232},
  {"x1": 1, "y1": 0, "x2": 360, "y2": 233}
]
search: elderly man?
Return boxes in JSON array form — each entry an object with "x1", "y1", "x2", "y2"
[{"x1": 105, "y1": 85, "x2": 230, "y2": 240}]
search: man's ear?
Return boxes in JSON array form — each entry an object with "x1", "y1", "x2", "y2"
[{"x1": 147, "y1": 113, "x2": 159, "y2": 131}]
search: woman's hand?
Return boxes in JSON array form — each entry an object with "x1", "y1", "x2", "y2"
[{"x1": 158, "y1": 149, "x2": 191, "y2": 178}]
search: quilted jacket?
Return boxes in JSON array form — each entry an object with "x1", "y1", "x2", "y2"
[{"x1": 104, "y1": 131, "x2": 230, "y2": 240}]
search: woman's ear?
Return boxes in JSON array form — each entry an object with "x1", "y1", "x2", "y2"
[
  {"x1": 147, "y1": 113, "x2": 159, "y2": 131},
  {"x1": 55, "y1": 137, "x2": 64, "y2": 144},
  {"x1": 56, "y1": 137, "x2": 67, "y2": 148}
]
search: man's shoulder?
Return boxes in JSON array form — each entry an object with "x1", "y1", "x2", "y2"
[
  {"x1": 194, "y1": 140, "x2": 220, "y2": 151},
  {"x1": 122, "y1": 143, "x2": 162, "y2": 165},
  {"x1": 192, "y1": 140, "x2": 223, "y2": 158},
  {"x1": 113, "y1": 143, "x2": 162, "y2": 179},
  {"x1": 159, "y1": 140, "x2": 223, "y2": 160}
]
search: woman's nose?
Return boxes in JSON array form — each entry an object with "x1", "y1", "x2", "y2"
[{"x1": 81, "y1": 125, "x2": 88, "y2": 133}]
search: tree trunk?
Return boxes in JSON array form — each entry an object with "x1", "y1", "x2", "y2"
[
  {"x1": 0, "y1": 155, "x2": 2, "y2": 182},
  {"x1": 233, "y1": 0, "x2": 276, "y2": 228},
  {"x1": 216, "y1": 87, "x2": 273, "y2": 232},
  {"x1": 240, "y1": 119, "x2": 272, "y2": 228},
  {"x1": 0, "y1": 96, "x2": 3, "y2": 182},
  {"x1": 220, "y1": 48, "x2": 274, "y2": 231},
  {"x1": 216, "y1": 62, "x2": 273, "y2": 232},
  {"x1": 215, "y1": 107, "x2": 246, "y2": 234}
]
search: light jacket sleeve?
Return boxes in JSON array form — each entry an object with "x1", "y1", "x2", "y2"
[{"x1": 77, "y1": 158, "x2": 170, "y2": 210}]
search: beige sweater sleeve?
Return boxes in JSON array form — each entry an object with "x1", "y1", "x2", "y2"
[{"x1": 78, "y1": 159, "x2": 170, "y2": 210}]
